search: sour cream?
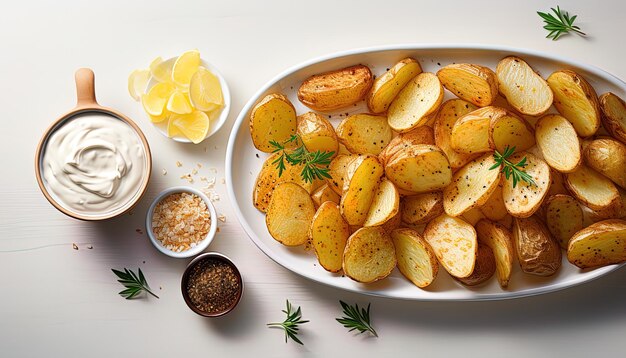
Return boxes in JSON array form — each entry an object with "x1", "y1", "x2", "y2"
[{"x1": 42, "y1": 112, "x2": 147, "y2": 217}]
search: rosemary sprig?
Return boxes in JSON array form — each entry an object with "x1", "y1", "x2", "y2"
[
  {"x1": 537, "y1": 6, "x2": 585, "y2": 41},
  {"x1": 270, "y1": 134, "x2": 334, "y2": 183},
  {"x1": 336, "y1": 301, "x2": 378, "y2": 337},
  {"x1": 111, "y1": 268, "x2": 159, "y2": 299},
  {"x1": 489, "y1": 146, "x2": 536, "y2": 188},
  {"x1": 267, "y1": 300, "x2": 309, "y2": 345}
]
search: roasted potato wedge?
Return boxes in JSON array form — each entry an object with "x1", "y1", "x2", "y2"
[
  {"x1": 297, "y1": 112, "x2": 339, "y2": 155},
  {"x1": 457, "y1": 244, "x2": 496, "y2": 286},
  {"x1": 385, "y1": 144, "x2": 452, "y2": 193},
  {"x1": 337, "y1": 114, "x2": 392, "y2": 155},
  {"x1": 535, "y1": 114, "x2": 582, "y2": 173},
  {"x1": 513, "y1": 216, "x2": 561, "y2": 276},
  {"x1": 249, "y1": 93, "x2": 296, "y2": 152},
  {"x1": 367, "y1": 58, "x2": 422, "y2": 113},
  {"x1": 496, "y1": 56, "x2": 553, "y2": 116},
  {"x1": 567, "y1": 219, "x2": 626, "y2": 269},
  {"x1": 480, "y1": 179, "x2": 508, "y2": 221},
  {"x1": 298, "y1": 65, "x2": 373, "y2": 112},
  {"x1": 544, "y1": 194, "x2": 584, "y2": 249},
  {"x1": 599, "y1": 92, "x2": 626, "y2": 144},
  {"x1": 343, "y1": 226, "x2": 396, "y2": 283},
  {"x1": 364, "y1": 179, "x2": 400, "y2": 227},
  {"x1": 340, "y1": 155, "x2": 384, "y2": 226},
  {"x1": 502, "y1": 152, "x2": 551, "y2": 218},
  {"x1": 379, "y1": 125, "x2": 434, "y2": 167},
  {"x1": 584, "y1": 138, "x2": 626, "y2": 189},
  {"x1": 254, "y1": 152, "x2": 324, "y2": 212},
  {"x1": 401, "y1": 192, "x2": 444, "y2": 225},
  {"x1": 326, "y1": 155, "x2": 357, "y2": 195},
  {"x1": 424, "y1": 214, "x2": 477, "y2": 278},
  {"x1": 310, "y1": 202, "x2": 350, "y2": 272},
  {"x1": 433, "y1": 99, "x2": 480, "y2": 168},
  {"x1": 476, "y1": 219, "x2": 514, "y2": 288},
  {"x1": 311, "y1": 183, "x2": 341, "y2": 208},
  {"x1": 437, "y1": 63, "x2": 498, "y2": 107},
  {"x1": 451, "y1": 106, "x2": 534, "y2": 154},
  {"x1": 565, "y1": 164, "x2": 620, "y2": 211},
  {"x1": 387, "y1": 72, "x2": 444, "y2": 132},
  {"x1": 547, "y1": 70, "x2": 601, "y2": 137},
  {"x1": 583, "y1": 188, "x2": 626, "y2": 221},
  {"x1": 391, "y1": 228, "x2": 438, "y2": 288},
  {"x1": 266, "y1": 182, "x2": 316, "y2": 246},
  {"x1": 443, "y1": 153, "x2": 501, "y2": 217}
]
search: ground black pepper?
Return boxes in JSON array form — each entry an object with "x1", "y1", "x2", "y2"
[{"x1": 186, "y1": 259, "x2": 241, "y2": 314}]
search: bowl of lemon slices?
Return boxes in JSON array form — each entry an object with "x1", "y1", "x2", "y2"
[{"x1": 128, "y1": 50, "x2": 230, "y2": 144}]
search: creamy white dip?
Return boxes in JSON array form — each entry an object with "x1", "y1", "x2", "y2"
[{"x1": 42, "y1": 112, "x2": 147, "y2": 217}]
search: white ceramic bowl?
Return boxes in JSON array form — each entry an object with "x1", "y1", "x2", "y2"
[
  {"x1": 145, "y1": 57, "x2": 231, "y2": 143},
  {"x1": 146, "y1": 186, "x2": 217, "y2": 258}
]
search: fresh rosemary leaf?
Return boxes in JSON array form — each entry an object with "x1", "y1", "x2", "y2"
[
  {"x1": 489, "y1": 146, "x2": 536, "y2": 188},
  {"x1": 336, "y1": 301, "x2": 378, "y2": 337},
  {"x1": 269, "y1": 134, "x2": 334, "y2": 183},
  {"x1": 112, "y1": 268, "x2": 159, "y2": 299},
  {"x1": 537, "y1": 6, "x2": 585, "y2": 41},
  {"x1": 267, "y1": 300, "x2": 309, "y2": 345}
]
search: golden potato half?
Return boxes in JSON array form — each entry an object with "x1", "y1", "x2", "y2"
[
  {"x1": 340, "y1": 155, "x2": 384, "y2": 226},
  {"x1": 367, "y1": 58, "x2": 422, "y2": 114},
  {"x1": 567, "y1": 219, "x2": 626, "y2": 269},
  {"x1": 298, "y1": 65, "x2": 373, "y2": 112},
  {"x1": 433, "y1": 99, "x2": 480, "y2": 168},
  {"x1": 599, "y1": 92, "x2": 626, "y2": 144},
  {"x1": 424, "y1": 214, "x2": 477, "y2": 278},
  {"x1": 337, "y1": 114, "x2": 392, "y2": 155},
  {"x1": 385, "y1": 144, "x2": 452, "y2": 193},
  {"x1": 249, "y1": 93, "x2": 297, "y2": 152},
  {"x1": 310, "y1": 202, "x2": 350, "y2": 272},
  {"x1": 266, "y1": 182, "x2": 316, "y2": 246},
  {"x1": 476, "y1": 219, "x2": 514, "y2": 288},
  {"x1": 437, "y1": 63, "x2": 499, "y2": 107},
  {"x1": 379, "y1": 125, "x2": 434, "y2": 167},
  {"x1": 343, "y1": 226, "x2": 397, "y2": 283},
  {"x1": 388, "y1": 72, "x2": 444, "y2": 132},
  {"x1": 496, "y1": 56, "x2": 553, "y2": 116},
  {"x1": 391, "y1": 228, "x2": 438, "y2": 288},
  {"x1": 535, "y1": 114, "x2": 581, "y2": 173},
  {"x1": 296, "y1": 111, "x2": 339, "y2": 155},
  {"x1": 547, "y1": 70, "x2": 601, "y2": 137},
  {"x1": 502, "y1": 152, "x2": 551, "y2": 218},
  {"x1": 544, "y1": 194, "x2": 584, "y2": 249}
]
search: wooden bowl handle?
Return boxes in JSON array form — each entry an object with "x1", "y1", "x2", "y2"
[{"x1": 75, "y1": 68, "x2": 98, "y2": 107}]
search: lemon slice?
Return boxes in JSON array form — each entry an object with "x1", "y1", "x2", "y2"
[
  {"x1": 141, "y1": 82, "x2": 176, "y2": 116},
  {"x1": 128, "y1": 69, "x2": 151, "y2": 101},
  {"x1": 172, "y1": 111, "x2": 210, "y2": 144},
  {"x1": 166, "y1": 91, "x2": 193, "y2": 114},
  {"x1": 150, "y1": 56, "x2": 174, "y2": 83},
  {"x1": 189, "y1": 67, "x2": 224, "y2": 111},
  {"x1": 149, "y1": 110, "x2": 171, "y2": 124},
  {"x1": 172, "y1": 50, "x2": 200, "y2": 87},
  {"x1": 167, "y1": 116, "x2": 183, "y2": 137}
]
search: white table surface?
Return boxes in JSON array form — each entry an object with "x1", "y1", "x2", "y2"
[{"x1": 2, "y1": 1, "x2": 625, "y2": 357}]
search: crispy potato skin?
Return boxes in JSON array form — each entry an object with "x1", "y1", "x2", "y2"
[
  {"x1": 296, "y1": 112, "x2": 339, "y2": 156},
  {"x1": 249, "y1": 93, "x2": 297, "y2": 152},
  {"x1": 437, "y1": 63, "x2": 499, "y2": 107},
  {"x1": 583, "y1": 138, "x2": 626, "y2": 189},
  {"x1": 513, "y1": 216, "x2": 561, "y2": 276},
  {"x1": 266, "y1": 182, "x2": 316, "y2": 246},
  {"x1": 567, "y1": 219, "x2": 626, "y2": 269},
  {"x1": 547, "y1": 70, "x2": 601, "y2": 137},
  {"x1": 367, "y1": 58, "x2": 422, "y2": 113},
  {"x1": 600, "y1": 92, "x2": 626, "y2": 144},
  {"x1": 457, "y1": 244, "x2": 496, "y2": 286},
  {"x1": 298, "y1": 65, "x2": 373, "y2": 112},
  {"x1": 496, "y1": 56, "x2": 553, "y2": 116},
  {"x1": 343, "y1": 226, "x2": 397, "y2": 283},
  {"x1": 391, "y1": 228, "x2": 439, "y2": 288}
]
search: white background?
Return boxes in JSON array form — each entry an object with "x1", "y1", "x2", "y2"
[{"x1": 1, "y1": 1, "x2": 625, "y2": 357}]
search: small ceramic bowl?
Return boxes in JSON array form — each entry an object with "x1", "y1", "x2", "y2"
[
  {"x1": 145, "y1": 57, "x2": 231, "y2": 143},
  {"x1": 146, "y1": 186, "x2": 217, "y2": 258},
  {"x1": 181, "y1": 252, "x2": 243, "y2": 317}
]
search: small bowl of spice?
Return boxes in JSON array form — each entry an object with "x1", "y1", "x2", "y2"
[
  {"x1": 182, "y1": 252, "x2": 243, "y2": 317},
  {"x1": 146, "y1": 186, "x2": 217, "y2": 258}
]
